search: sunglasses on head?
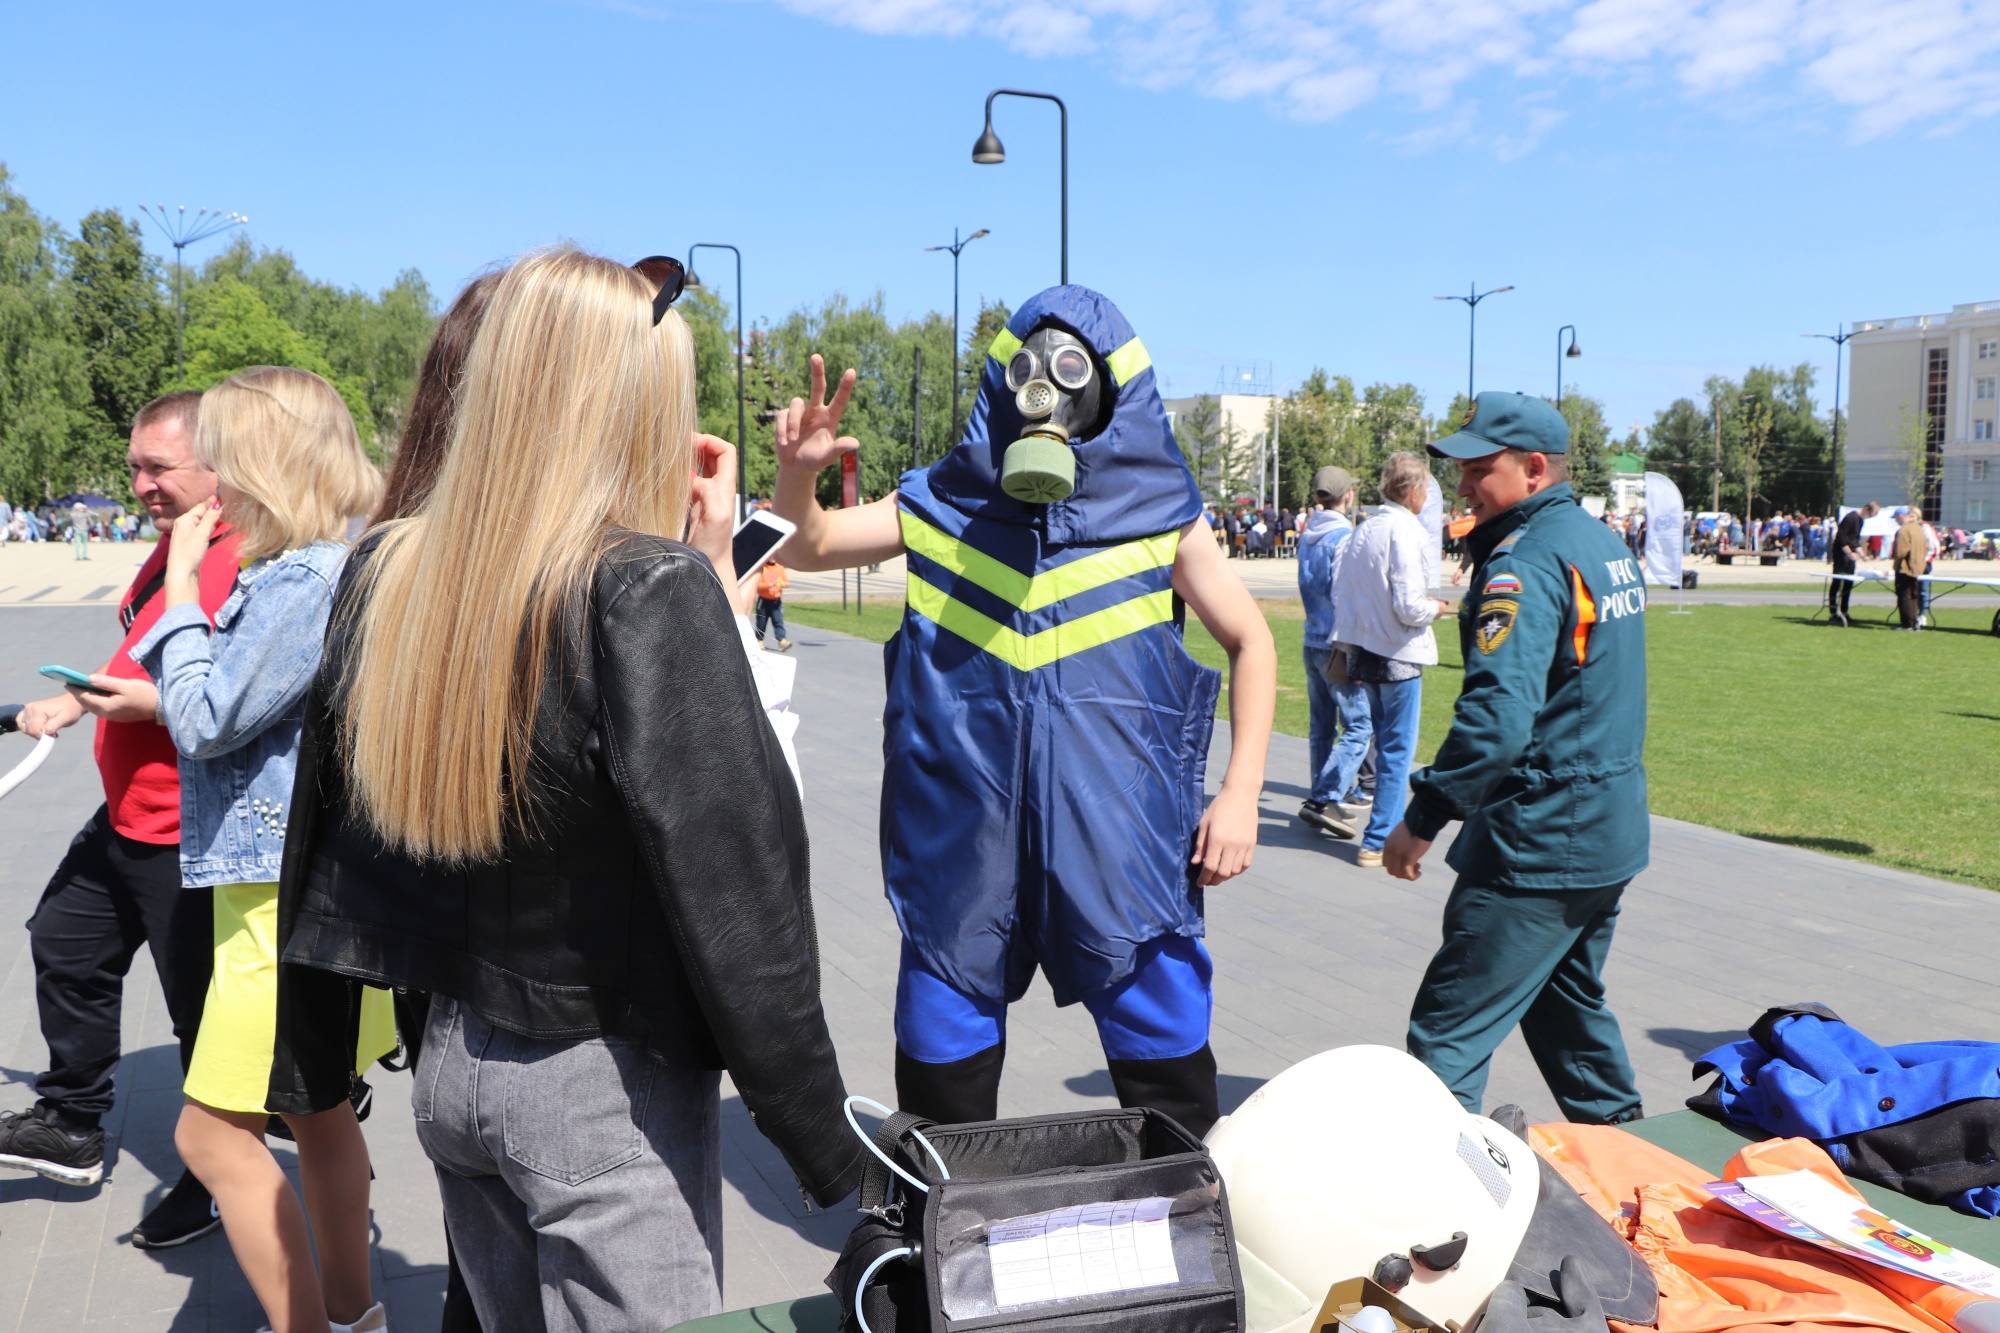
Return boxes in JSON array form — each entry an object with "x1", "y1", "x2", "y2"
[{"x1": 632, "y1": 256, "x2": 686, "y2": 326}]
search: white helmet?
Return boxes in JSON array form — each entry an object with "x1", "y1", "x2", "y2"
[{"x1": 1207, "y1": 1046, "x2": 1538, "y2": 1333}]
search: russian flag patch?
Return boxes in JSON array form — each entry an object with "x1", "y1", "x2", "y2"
[{"x1": 1484, "y1": 573, "x2": 1523, "y2": 595}]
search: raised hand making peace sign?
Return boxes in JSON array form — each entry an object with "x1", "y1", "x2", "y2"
[
  {"x1": 773, "y1": 355, "x2": 860, "y2": 474},
  {"x1": 768, "y1": 354, "x2": 904, "y2": 569}
]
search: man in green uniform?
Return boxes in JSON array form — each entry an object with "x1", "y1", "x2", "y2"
[{"x1": 1383, "y1": 392, "x2": 1647, "y2": 1125}]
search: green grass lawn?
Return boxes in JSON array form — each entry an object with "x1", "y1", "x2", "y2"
[{"x1": 789, "y1": 597, "x2": 2000, "y2": 891}]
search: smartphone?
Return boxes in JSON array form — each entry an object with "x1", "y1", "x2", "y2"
[
  {"x1": 732, "y1": 511, "x2": 796, "y2": 585},
  {"x1": 39, "y1": 665, "x2": 105, "y2": 694}
]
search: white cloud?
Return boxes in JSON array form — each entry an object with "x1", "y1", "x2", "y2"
[{"x1": 747, "y1": 0, "x2": 2000, "y2": 144}]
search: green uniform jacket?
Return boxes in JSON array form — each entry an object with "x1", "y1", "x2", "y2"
[{"x1": 1404, "y1": 483, "x2": 1649, "y2": 889}]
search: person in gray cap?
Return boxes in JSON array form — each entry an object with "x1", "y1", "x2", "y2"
[
  {"x1": 1385, "y1": 391, "x2": 1649, "y2": 1124},
  {"x1": 1296, "y1": 465, "x2": 1360, "y2": 839}
]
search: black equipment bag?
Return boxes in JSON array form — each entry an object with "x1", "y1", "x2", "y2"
[{"x1": 828, "y1": 1105, "x2": 1244, "y2": 1333}]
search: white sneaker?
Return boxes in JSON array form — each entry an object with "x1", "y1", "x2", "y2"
[{"x1": 256, "y1": 1301, "x2": 387, "y2": 1333}]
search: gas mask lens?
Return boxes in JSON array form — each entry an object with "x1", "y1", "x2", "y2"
[
  {"x1": 1049, "y1": 346, "x2": 1092, "y2": 391},
  {"x1": 1005, "y1": 349, "x2": 1039, "y2": 392}
]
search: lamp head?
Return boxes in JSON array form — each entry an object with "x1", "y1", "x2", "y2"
[
  {"x1": 684, "y1": 268, "x2": 703, "y2": 289},
  {"x1": 1566, "y1": 340, "x2": 1582, "y2": 358},
  {"x1": 972, "y1": 123, "x2": 1006, "y2": 164},
  {"x1": 969, "y1": 228, "x2": 991, "y2": 240}
]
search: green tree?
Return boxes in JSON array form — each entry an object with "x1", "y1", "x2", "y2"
[
  {"x1": 1644, "y1": 398, "x2": 1710, "y2": 506},
  {"x1": 680, "y1": 286, "x2": 741, "y2": 450},
  {"x1": 65, "y1": 209, "x2": 170, "y2": 453},
  {"x1": 1266, "y1": 373, "x2": 1430, "y2": 508},
  {"x1": 1745, "y1": 363, "x2": 1828, "y2": 513},
  {"x1": 1271, "y1": 370, "x2": 1339, "y2": 509},
  {"x1": 1552, "y1": 389, "x2": 1611, "y2": 498},
  {"x1": 0, "y1": 165, "x2": 95, "y2": 503},
  {"x1": 182, "y1": 276, "x2": 378, "y2": 443},
  {"x1": 1692, "y1": 365, "x2": 1828, "y2": 516},
  {"x1": 758, "y1": 293, "x2": 960, "y2": 507},
  {"x1": 959, "y1": 299, "x2": 1012, "y2": 444},
  {"x1": 1175, "y1": 394, "x2": 1223, "y2": 499},
  {"x1": 1890, "y1": 403, "x2": 1931, "y2": 511},
  {"x1": 198, "y1": 237, "x2": 435, "y2": 449}
]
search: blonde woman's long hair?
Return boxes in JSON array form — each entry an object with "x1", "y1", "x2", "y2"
[
  {"x1": 198, "y1": 368, "x2": 381, "y2": 561},
  {"x1": 342, "y1": 247, "x2": 696, "y2": 861}
]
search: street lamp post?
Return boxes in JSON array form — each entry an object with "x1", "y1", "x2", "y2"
[
  {"x1": 686, "y1": 243, "x2": 746, "y2": 512},
  {"x1": 1434, "y1": 283, "x2": 1514, "y2": 404},
  {"x1": 925, "y1": 227, "x2": 990, "y2": 449},
  {"x1": 1805, "y1": 326, "x2": 1855, "y2": 510},
  {"x1": 1269, "y1": 380, "x2": 1297, "y2": 515},
  {"x1": 138, "y1": 204, "x2": 248, "y2": 386},
  {"x1": 972, "y1": 90, "x2": 1067, "y2": 284},
  {"x1": 1556, "y1": 325, "x2": 1581, "y2": 407}
]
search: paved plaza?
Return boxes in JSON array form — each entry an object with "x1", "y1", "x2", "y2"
[
  {"x1": 2, "y1": 602, "x2": 1997, "y2": 1331},
  {"x1": 8, "y1": 538, "x2": 1998, "y2": 610}
]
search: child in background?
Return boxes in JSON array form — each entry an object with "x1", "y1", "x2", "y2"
[{"x1": 756, "y1": 558, "x2": 792, "y2": 650}]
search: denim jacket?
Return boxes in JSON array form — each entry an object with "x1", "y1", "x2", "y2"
[{"x1": 131, "y1": 541, "x2": 349, "y2": 888}]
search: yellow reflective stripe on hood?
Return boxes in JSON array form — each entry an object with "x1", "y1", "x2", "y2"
[
  {"x1": 1106, "y1": 336, "x2": 1151, "y2": 385},
  {"x1": 899, "y1": 510, "x2": 1178, "y2": 611},
  {"x1": 988, "y1": 328, "x2": 1023, "y2": 365},
  {"x1": 907, "y1": 580, "x2": 1175, "y2": 671}
]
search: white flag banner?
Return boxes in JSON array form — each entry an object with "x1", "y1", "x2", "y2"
[
  {"x1": 1419, "y1": 474, "x2": 1445, "y2": 589},
  {"x1": 1642, "y1": 472, "x2": 1684, "y2": 588}
]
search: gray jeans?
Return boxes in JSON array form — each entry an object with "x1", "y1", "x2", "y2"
[{"x1": 413, "y1": 998, "x2": 724, "y2": 1333}]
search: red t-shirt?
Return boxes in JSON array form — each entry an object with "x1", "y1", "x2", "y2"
[{"x1": 95, "y1": 530, "x2": 243, "y2": 844}]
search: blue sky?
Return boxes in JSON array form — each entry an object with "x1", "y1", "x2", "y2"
[{"x1": 3, "y1": 0, "x2": 1996, "y2": 439}]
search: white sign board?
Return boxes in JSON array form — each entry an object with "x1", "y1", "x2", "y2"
[
  {"x1": 1419, "y1": 474, "x2": 1444, "y2": 589},
  {"x1": 1642, "y1": 472, "x2": 1685, "y2": 587}
]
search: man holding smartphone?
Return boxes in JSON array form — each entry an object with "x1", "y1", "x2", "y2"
[{"x1": 0, "y1": 392, "x2": 242, "y2": 1248}]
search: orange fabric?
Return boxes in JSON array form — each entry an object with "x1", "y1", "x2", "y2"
[
  {"x1": 1727, "y1": 1139, "x2": 1989, "y2": 1333},
  {"x1": 1449, "y1": 515, "x2": 1477, "y2": 538},
  {"x1": 756, "y1": 561, "x2": 788, "y2": 600},
  {"x1": 1529, "y1": 1122, "x2": 1954, "y2": 1333},
  {"x1": 1570, "y1": 564, "x2": 1597, "y2": 665}
]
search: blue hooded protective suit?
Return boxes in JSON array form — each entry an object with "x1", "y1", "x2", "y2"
[{"x1": 883, "y1": 287, "x2": 1219, "y2": 1029}]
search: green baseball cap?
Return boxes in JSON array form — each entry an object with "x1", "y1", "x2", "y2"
[{"x1": 1428, "y1": 391, "x2": 1569, "y2": 460}]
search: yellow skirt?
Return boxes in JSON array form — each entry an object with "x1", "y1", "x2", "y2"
[{"x1": 184, "y1": 882, "x2": 398, "y2": 1115}]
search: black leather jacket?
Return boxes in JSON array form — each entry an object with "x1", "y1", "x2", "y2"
[{"x1": 277, "y1": 531, "x2": 861, "y2": 1206}]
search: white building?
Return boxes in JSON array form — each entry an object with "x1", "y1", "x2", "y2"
[
  {"x1": 1161, "y1": 394, "x2": 1277, "y2": 504},
  {"x1": 1845, "y1": 300, "x2": 2000, "y2": 527}
]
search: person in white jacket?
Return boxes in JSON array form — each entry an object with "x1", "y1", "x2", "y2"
[{"x1": 1329, "y1": 452, "x2": 1453, "y2": 865}]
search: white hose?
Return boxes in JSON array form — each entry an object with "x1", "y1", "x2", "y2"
[
  {"x1": 854, "y1": 1246, "x2": 916, "y2": 1333},
  {"x1": 845, "y1": 1094, "x2": 951, "y2": 1196},
  {"x1": 0, "y1": 734, "x2": 54, "y2": 803}
]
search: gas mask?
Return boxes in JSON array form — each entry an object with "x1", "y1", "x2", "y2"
[{"x1": 998, "y1": 326, "x2": 1108, "y2": 504}]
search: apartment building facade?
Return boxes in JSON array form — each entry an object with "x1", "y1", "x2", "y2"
[
  {"x1": 1162, "y1": 393, "x2": 1276, "y2": 504},
  {"x1": 1844, "y1": 300, "x2": 2000, "y2": 528}
]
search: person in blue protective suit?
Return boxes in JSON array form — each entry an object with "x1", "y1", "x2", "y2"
[{"x1": 772, "y1": 286, "x2": 1275, "y2": 1139}]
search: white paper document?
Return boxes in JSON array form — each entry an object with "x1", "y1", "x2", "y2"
[
  {"x1": 987, "y1": 1196, "x2": 1180, "y2": 1309},
  {"x1": 1737, "y1": 1170, "x2": 2000, "y2": 1297}
]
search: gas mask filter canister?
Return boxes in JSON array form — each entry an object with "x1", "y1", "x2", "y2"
[{"x1": 999, "y1": 327, "x2": 1105, "y2": 504}]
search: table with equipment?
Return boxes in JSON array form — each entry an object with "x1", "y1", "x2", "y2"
[
  {"x1": 1810, "y1": 571, "x2": 2000, "y2": 634},
  {"x1": 1917, "y1": 572, "x2": 2000, "y2": 635},
  {"x1": 666, "y1": 1110, "x2": 1998, "y2": 1332}
]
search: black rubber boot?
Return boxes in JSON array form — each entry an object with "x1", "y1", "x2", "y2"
[
  {"x1": 1108, "y1": 1043, "x2": 1221, "y2": 1140},
  {"x1": 896, "y1": 1041, "x2": 1005, "y2": 1124}
]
